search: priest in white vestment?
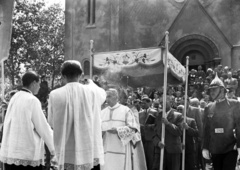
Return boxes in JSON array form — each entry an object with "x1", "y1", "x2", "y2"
[
  {"x1": 101, "y1": 88, "x2": 140, "y2": 170},
  {"x1": 48, "y1": 60, "x2": 106, "y2": 170}
]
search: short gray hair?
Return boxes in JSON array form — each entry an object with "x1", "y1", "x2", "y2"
[{"x1": 106, "y1": 88, "x2": 119, "y2": 99}]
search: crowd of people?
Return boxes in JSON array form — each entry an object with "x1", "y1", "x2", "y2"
[
  {"x1": 0, "y1": 61, "x2": 240, "y2": 170},
  {"x1": 133, "y1": 64, "x2": 240, "y2": 114}
]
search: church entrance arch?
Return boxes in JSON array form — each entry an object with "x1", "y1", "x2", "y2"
[{"x1": 170, "y1": 34, "x2": 220, "y2": 71}]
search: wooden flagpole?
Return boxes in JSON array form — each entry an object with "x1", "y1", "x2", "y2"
[
  {"x1": 160, "y1": 31, "x2": 169, "y2": 170},
  {"x1": 90, "y1": 40, "x2": 94, "y2": 79},
  {"x1": 182, "y1": 56, "x2": 189, "y2": 170}
]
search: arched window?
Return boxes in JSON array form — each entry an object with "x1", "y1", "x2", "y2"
[
  {"x1": 83, "y1": 60, "x2": 90, "y2": 76},
  {"x1": 87, "y1": 0, "x2": 96, "y2": 25}
]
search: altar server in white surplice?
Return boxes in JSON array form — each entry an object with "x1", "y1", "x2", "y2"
[
  {"x1": 48, "y1": 60, "x2": 106, "y2": 170},
  {"x1": 101, "y1": 88, "x2": 140, "y2": 170},
  {"x1": 0, "y1": 71, "x2": 55, "y2": 170}
]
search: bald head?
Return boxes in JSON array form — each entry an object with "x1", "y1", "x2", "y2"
[
  {"x1": 190, "y1": 98, "x2": 199, "y2": 108},
  {"x1": 106, "y1": 88, "x2": 119, "y2": 107},
  {"x1": 200, "y1": 100, "x2": 207, "y2": 108},
  {"x1": 177, "y1": 105, "x2": 184, "y2": 114},
  {"x1": 160, "y1": 95, "x2": 173, "y2": 112},
  {"x1": 106, "y1": 88, "x2": 118, "y2": 98},
  {"x1": 227, "y1": 71, "x2": 232, "y2": 78}
]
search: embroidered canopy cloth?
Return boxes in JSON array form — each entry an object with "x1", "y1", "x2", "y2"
[{"x1": 93, "y1": 48, "x2": 186, "y2": 87}]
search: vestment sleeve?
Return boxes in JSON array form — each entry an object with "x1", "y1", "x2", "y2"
[
  {"x1": 117, "y1": 126, "x2": 136, "y2": 145},
  {"x1": 87, "y1": 80, "x2": 106, "y2": 105},
  {"x1": 31, "y1": 98, "x2": 55, "y2": 153},
  {"x1": 47, "y1": 93, "x2": 54, "y2": 128},
  {"x1": 126, "y1": 108, "x2": 138, "y2": 132},
  {"x1": 115, "y1": 108, "x2": 138, "y2": 145}
]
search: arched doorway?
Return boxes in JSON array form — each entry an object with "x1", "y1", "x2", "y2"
[
  {"x1": 183, "y1": 50, "x2": 205, "y2": 71},
  {"x1": 170, "y1": 34, "x2": 221, "y2": 71}
]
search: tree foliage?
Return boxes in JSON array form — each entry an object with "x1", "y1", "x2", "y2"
[{"x1": 5, "y1": 0, "x2": 65, "y2": 89}]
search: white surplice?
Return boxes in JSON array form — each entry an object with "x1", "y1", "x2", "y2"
[
  {"x1": 48, "y1": 80, "x2": 106, "y2": 170},
  {"x1": 0, "y1": 90, "x2": 54, "y2": 167},
  {"x1": 101, "y1": 103, "x2": 138, "y2": 170}
]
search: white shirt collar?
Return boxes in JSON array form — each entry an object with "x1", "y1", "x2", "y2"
[{"x1": 108, "y1": 103, "x2": 120, "y2": 110}]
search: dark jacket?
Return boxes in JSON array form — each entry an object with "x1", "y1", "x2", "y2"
[
  {"x1": 139, "y1": 108, "x2": 158, "y2": 141},
  {"x1": 185, "y1": 117, "x2": 199, "y2": 154},
  {"x1": 153, "y1": 109, "x2": 183, "y2": 153},
  {"x1": 203, "y1": 98, "x2": 240, "y2": 154},
  {"x1": 187, "y1": 106, "x2": 203, "y2": 140}
]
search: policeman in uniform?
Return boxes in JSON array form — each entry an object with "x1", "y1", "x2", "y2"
[{"x1": 202, "y1": 74, "x2": 240, "y2": 170}]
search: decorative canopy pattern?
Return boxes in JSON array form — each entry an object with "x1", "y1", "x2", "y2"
[{"x1": 93, "y1": 47, "x2": 186, "y2": 87}]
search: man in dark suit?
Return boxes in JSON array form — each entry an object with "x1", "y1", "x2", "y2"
[
  {"x1": 177, "y1": 105, "x2": 199, "y2": 170},
  {"x1": 152, "y1": 95, "x2": 183, "y2": 170},
  {"x1": 203, "y1": 74, "x2": 240, "y2": 170},
  {"x1": 139, "y1": 95, "x2": 158, "y2": 170},
  {"x1": 186, "y1": 98, "x2": 204, "y2": 170},
  {"x1": 186, "y1": 101, "x2": 203, "y2": 137}
]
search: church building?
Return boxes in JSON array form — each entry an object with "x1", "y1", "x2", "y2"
[{"x1": 65, "y1": 0, "x2": 240, "y2": 75}]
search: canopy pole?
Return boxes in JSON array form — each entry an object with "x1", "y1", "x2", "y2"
[
  {"x1": 160, "y1": 31, "x2": 169, "y2": 170},
  {"x1": 1, "y1": 57, "x2": 7, "y2": 122},
  {"x1": 182, "y1": 56, "x2": 189, "y2": 170},
  {"x1": 90, "y1": 40, "x2": 94, "y2": 79}
]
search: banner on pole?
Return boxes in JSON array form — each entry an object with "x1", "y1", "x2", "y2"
[{"x1": 93, "y1": 47, "x2": 186, "y2": 87}]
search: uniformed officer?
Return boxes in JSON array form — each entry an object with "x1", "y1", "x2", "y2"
[{"x1": 202, "y1": 73, "x2": 240, "y2": 170}]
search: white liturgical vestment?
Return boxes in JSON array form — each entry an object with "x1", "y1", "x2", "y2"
[
  {"x1": 0, "y1": 90, "x2": 54, "y2": 167},
  {"x1": 101, "y1": 103, "x2": 138, "y2": 170},
  {"x1": 48, "y1": 80, "x2": 106, "y2": 170}
]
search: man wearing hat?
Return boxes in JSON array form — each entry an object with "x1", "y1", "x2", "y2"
[
  {"x1": 202, "y1": 74, "x2": 240, "y2": 170},
  {"x1": 139, "y1": 94, "x2": 158, "y2": 170}
]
